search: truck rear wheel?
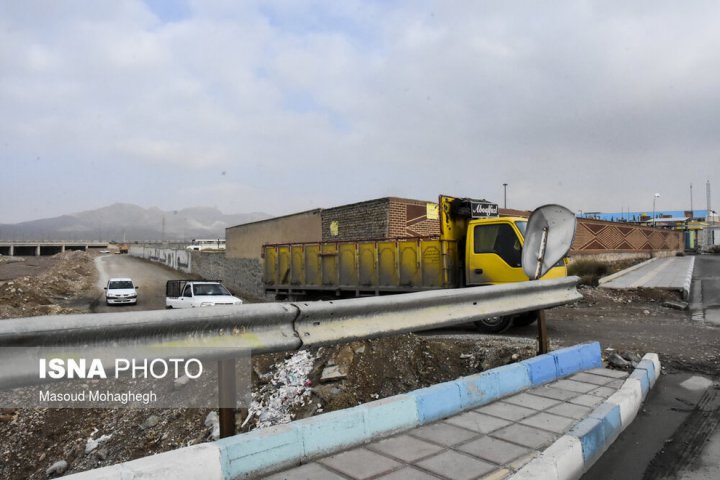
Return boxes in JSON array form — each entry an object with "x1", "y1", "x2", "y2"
[{"x1": 474, "y1": 316, "x2": 513, "y2": 334}]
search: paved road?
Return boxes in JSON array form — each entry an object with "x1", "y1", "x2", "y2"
[
  {"x1": 670, "y1": 255, "x2": 720, "y2": 480},
  {"x1": 92, "y1": 254, "x2": 187, "y2": 312},
  {"x1": 582, "y1": 254, "x2": 720, "y2": 479},
  {"x1": 690, "y1": 255, "x2": 720, "y2": 326}
]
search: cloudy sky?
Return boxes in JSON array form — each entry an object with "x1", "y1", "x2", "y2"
[{"x1": 1, "y1": 0, "x2": 718, "y2": 223}]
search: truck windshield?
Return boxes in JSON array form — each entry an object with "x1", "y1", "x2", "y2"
[
  {"x1": 515, "y1": 221, "x2": 527, "y2": 237},
  {"x1": 473, "y1": 224, "x2": 523, "y2": 268},
  {"x1": 193, "y1": 284, "x2": 231, "y2": 296}
]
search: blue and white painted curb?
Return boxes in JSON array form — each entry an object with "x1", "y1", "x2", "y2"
[
  {"x1": 510, "y1": 352, "x2": 661, "y2": 480},
  {"x1": 66, "y1": 342, "x2": 655, "y2": 480},
  {"x1": 682, "y1": 256, "x2": 695, "y2": 300}
]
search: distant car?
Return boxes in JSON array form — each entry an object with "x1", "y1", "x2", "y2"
[
  {"x1": 104, "y1": 278, "x2": 138, "y2": 305},
  {"x1": 99, "y1": 250, "x2": 111, "y2": 254}
]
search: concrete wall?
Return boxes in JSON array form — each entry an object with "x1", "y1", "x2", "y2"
[
  {"x1": 129, "y1": 245, "x2": 268, "y2": 301},
  {"x1": 568, "y1": 252, "x2": 672, "y2": 264},
  {"x1": 129, "y1": 245, "x2": 192, "y2": 273},
  {"x1": 189, "y1": 252, "x2": 266, "y2": 300},
  {"x1": 226, "y1": 210, "x2": 322, "y2": 260}
]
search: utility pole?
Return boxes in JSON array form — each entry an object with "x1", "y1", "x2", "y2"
[
  {"x1": 690, "y1": 183, "x2": 694, "y2": 218},
  {"x1": 708, "y1": 180, "x2": 714, "y2": 248},
  {"x1": 653, "y1": 193, "x2": 660, "y2": 227},
  {"x1": 503, "y1": 183, "x2": 508, "y2": 209}
]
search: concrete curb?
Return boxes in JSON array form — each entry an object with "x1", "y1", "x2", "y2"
[
  {"x1": 64, "y1": 342, "x2": 602, "y2": 480},
  {"x1": 598, "y1": 258, "x2": 657, "y2": 285},
  {"x1": 682, "y1": 256, "x2": 695, "y2": 300},
  {"x1": 510, "y1": 352, "x2": 661, "y2": 480}
]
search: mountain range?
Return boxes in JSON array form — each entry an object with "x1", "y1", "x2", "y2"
[{"x1": 0, "y1": 204, "x2": 272, "y2": 241}]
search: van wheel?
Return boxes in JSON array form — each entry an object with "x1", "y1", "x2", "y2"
[
  {"x1": 474, "y1": 316, "x2": 513, "y2": 333},
  {"x1": 513, "y1": 311, "x2": 539, "y2": 327}
]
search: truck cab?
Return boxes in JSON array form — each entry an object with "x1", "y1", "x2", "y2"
[
  {"x1": 165, "y1": 280, "x2": 243, "y2": 309},
  {"x1": 465, "y1": 217, "x2": 567, "y2": 285},
  {"x1": 439, "y1": 196, "x2": 567, "y2": 287}
]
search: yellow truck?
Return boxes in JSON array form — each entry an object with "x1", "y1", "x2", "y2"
[{"x1": 263, "y1": 195, "x2": 568, "y2": 332}]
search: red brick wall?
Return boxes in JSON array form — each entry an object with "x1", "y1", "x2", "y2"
[{"x1": 387, "y1": 198, "x2": 441, "y2": 238}]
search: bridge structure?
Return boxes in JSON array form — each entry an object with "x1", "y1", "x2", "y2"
[{"x1": 0, "y1": 241, "x2": 109, "y2": 256}]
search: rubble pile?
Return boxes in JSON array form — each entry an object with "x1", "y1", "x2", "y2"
[
  {"x1": 0, "y1": 251, "x2": 97, "y2": 319},
  {"x1": 246, "y1": 350, "x2": 316, "y2": 429}
]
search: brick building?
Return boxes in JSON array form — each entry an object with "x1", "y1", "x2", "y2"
[
  {"x1": 225, "y1": 197, "x2": 443, "y2": 260},
  {"x1": 321, "y1": 197, "x2": 440, "y2": 242}
]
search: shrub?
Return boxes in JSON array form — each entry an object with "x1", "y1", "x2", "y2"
[{"x1": 567, "y1": 260, "x2": 610, "y2": 286}]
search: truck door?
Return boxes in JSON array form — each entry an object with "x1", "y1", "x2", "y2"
[{"x1": 466, "y1": 220, "x2": 528, "y2": 285}]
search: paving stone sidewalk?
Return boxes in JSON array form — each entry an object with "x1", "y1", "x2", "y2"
[{"x1": 262, "y1": 368, "x2": 630, "y2": 480}]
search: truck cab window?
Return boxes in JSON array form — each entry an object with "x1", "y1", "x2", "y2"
[
  {"x1": 182, "y1": 285, "x2": 193, "y2": 297},
  {"x1": 473, "y1": 224, "x2": 522, "y2": 267}
]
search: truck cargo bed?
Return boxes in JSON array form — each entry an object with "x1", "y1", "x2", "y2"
[{"x1": 263, "y1": 237, "x2": 460, "y2": 299}]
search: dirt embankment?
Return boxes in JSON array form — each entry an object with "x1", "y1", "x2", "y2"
[{"x1": 0, "y1": 251, "x2": 97, "y2": 319}]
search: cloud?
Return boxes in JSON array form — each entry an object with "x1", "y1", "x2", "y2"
[{"x1": 0, "y1": 1, "x2": 718, "y2": 223}]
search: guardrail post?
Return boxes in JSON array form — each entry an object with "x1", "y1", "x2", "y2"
[
  {"x1": 537, "y1": 310, "x2": 549, "y2": 355},
  {"x1": 218, "y1": 358, "x2": 237, "y2": 438}
]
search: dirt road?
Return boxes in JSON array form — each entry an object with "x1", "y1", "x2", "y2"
[{"x1": 92, "y1": 254, "x2": 190, "y2": 312}]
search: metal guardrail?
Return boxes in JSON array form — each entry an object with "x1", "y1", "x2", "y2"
[
  {"x1": 0, "y1": 277, "x2": 580, "y2": 380},
  {"x1": 295, "y1": 277, "x2": 581, "y2": 346},
  {"x1": 1, "y1": 277, "x2": 581, "y2": 436},
  {"x1": 1, "y1": 277, "x2": 581, "y2": 348}
]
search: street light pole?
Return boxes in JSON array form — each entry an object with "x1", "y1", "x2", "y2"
[
  {"x1": 503, "y1": 183, "x2": 508, "y2": 209},
  {"x1": 653, "y1": 193, "x2": 661, "y2": 227}
]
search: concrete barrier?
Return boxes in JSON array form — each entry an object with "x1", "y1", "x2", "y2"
[{"x1": 598, "y1": 258, "x2": 656, "y2": 285}]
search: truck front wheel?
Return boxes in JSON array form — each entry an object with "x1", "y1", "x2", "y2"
[
  {"x1": 513, "y1": 311, "x2": 539, "y2": 327},
  {"x1": 474, "y1": 316, "x2": 513, "y2": 333}
]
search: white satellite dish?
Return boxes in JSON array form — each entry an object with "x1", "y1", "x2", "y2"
[{"x1": 522, "y1": 204, "x2": 576, "y2": 279}]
